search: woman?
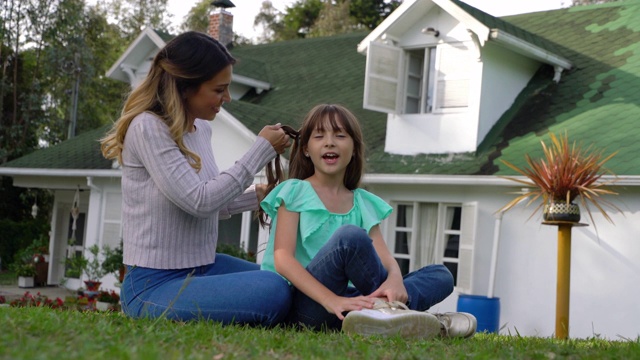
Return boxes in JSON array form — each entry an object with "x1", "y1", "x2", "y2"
[{"x1": 100, "y1": 31, "x2": 292, "y2": 326}]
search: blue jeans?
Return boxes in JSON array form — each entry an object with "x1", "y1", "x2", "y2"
[
  {"x1": 286, "y1": 224, "x2": 454, "y2": 330},
  {"x1": 120, "y1": 254, "x2": 292, "y2": 326}
]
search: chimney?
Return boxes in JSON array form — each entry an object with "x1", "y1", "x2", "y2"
[{"x1": 209, "y1": 0, "x2": 235, "y2": 47}]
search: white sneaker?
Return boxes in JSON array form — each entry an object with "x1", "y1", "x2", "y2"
[
  {"x1": 434, "y1": 312, "x2": 477, "y2": 338},
  {"x1": 342, "y1": 299, "x2": 441, "y2": 340}
]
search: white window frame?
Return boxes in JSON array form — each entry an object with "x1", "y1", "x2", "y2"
[
  {"x1": 388, "y1": 201, "x2": 477, "y2": 293},
  {"x1": 363, "y1": 41, "x2": 472, "y2": 115}
]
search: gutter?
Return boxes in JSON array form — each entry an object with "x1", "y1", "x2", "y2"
[
  {"x1": 0, "y1": 168, "x2": 121, "y2": 178},
  {"x1": 362, "y1": 174, "x2": 640, "y2": 187},
  {"x1": 490, "y1": 29, "x2": 572, "y2": 73}
]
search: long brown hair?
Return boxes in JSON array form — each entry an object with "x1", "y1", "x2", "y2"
[
  {"x1": 256, "y1": 104, "x2": 365, "y2": 226},
  {"x1": 100, "y1": 31, "x2": 236, "y2": 171}
]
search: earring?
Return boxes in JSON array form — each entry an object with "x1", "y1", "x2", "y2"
[{"x1": 305, "y1": 153, "x2": 310, "y2": 157}]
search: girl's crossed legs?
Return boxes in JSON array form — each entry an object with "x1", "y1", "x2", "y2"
[{"x1": 286, "y1": 224, "x2": 454, "y2": 330}]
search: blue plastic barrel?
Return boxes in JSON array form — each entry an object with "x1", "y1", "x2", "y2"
[{"x1": 457, "y1": 294, "x2": 500, "y2": 333}]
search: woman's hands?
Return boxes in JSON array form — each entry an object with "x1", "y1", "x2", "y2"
[{"x1": 258, "y1": 124, "x2": 292, "y2": 154}]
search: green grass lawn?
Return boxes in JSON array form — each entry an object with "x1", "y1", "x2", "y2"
[{"x1": 1, "y1": 307, "x2": 638, "y2": 359}]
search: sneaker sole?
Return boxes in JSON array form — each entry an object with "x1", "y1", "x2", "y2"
[{"x1": 342, "y1": 309, "x2": 441, "y2": 340}]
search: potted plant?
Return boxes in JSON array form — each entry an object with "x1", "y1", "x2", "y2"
[
  {"x1": 497, "y1": 132, "x2": 620, "y2": 339},
  {"x1": 498, "y1": 132, "x2": 620, "y2": 224},
  {"x1": 95, "y1": 290, "x2": 120, "y2": 311},
  {"x1": 102, "y1": 241, "x2": 124, "y2": 284},
  {"x1": 83, "y1": 245, "x2": 107, "y2": 291},
  {"x1": 14, "y1": 263, "x2": 37, "y2": 288},
  {"x1": 64, "y1": 251, "x2": 87, "y2": 279}
]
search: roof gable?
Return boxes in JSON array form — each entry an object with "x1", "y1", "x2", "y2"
[{"x1": 358, "y1": 0, "x2": 571, "y2": 70}]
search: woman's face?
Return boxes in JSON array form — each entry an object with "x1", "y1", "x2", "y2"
[{"x1": 185, "y1": 64, "x2": 232, "y2": 122}]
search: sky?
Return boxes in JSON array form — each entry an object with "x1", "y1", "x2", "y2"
[{"x1": 114, "y1": 0, "x2": 569, "y2": 41}]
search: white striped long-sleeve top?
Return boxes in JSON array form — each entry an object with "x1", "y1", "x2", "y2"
[{"x1": 121, "y1": 112, "x2": 275, "y2": 269}]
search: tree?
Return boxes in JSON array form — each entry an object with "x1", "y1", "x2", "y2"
[
  {"x1": 106, "y1": 0, "x2": 173, "y2": 42},
  {"x1": 254, "y1": 0, "x2": 401, "y2": 42},
  {"x1": 308, "y1": 0, "x2": 359, "y2": 38},
  {"x1": 181, "y1": 0, "x2": 211, "y2": 33}
]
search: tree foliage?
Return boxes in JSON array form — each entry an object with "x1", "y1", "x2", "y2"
[
  {"x1": 254, "y1": 0, "x2": 401, "y2": 42},
  {"x1": 0, "y1": 0, "x2": 170, "y2": 229}
]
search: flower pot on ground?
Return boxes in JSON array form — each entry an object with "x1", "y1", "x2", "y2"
[
  {"x1": 14, "y1": 263, "x2": 37, "y2": 288},
  {"x1": 18, "y1": 276, "x2": 34, "y2": 288},
  {"x1": 84, "y1": 280, "x2": 102, "y2": 291},
  {"x1": 95, "y1": 290, "x2": 120, "y2": 311},
  {"x1": 95, "y1": 301, "x2": 110, "y2": 311}
]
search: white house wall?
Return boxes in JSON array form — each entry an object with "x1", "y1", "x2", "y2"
[
  {"x1": 477, "y1": 42, "x2": 541, "y2": 146},
  {"x1": 208, "y1": 110, "x2": 260, "y2": 171},
  {"x1": 382, "y1": 8, "x2": 485, "y2": 155},
  {"x1": 366, "y1": 182, "x2": 640, "y2": 340}
]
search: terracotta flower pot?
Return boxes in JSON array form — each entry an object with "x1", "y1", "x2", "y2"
[{"x1": 84, "y1": 280, "x2": 102, "y2": 291}]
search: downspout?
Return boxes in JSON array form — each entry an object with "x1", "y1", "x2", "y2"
[{"x1": 487, "y1": 211, "x2": 503, "y2": 298}]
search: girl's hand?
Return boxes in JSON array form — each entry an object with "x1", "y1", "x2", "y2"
[
  {"x1": 323, "y1": 295, "x2": 375, "y2": 321},
  {"x1": 258, "y1": 124, "x2": 291, "y2": 154},
  {"x1": 368, "y1": 277, "x2": 409, "y2": 304}
]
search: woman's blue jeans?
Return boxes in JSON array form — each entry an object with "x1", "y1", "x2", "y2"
[
  {"x1": 120, "y1": 254, "x2": 292, "y2": 326},
  {"x1": 286, "y1": 224, "x2": 454, "y2": 330}
]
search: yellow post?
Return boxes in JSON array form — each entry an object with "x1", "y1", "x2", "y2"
[{"x1": 556, "y1": 224, "x2": 572, "y2": 339}]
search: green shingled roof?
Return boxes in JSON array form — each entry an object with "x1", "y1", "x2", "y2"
[
  {"x1": 370, "y1": 0, "x2": 640, "y2": 175},
  {"x1": 4, "y1": 124, "x2": 113, "y2": 170},
  {"x1": 227, "y1": 31, "x2": 387, "y2": 154},
  {"x1": 4, "y1": 0, "x2": 640, "y2": 177}
]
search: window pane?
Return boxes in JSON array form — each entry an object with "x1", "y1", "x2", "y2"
[
  {"x1": 396, "y1": 258, "x2": 410, "y2": 275},
  {"x1": 447, "y1": 206, "x2": 462, "y2": 230},
  {"x1": 444, "y1": 262, "x2": 458, "y2": 286},
  {"x1": 396, "y1": 204, "x2": 413, "y2": 227},
  {"x1": 394, "y1": 231, "x2": 410, "y2": 254},
  {"x1": 444, "y1": 234, "x2": 459, "y2": 258},
  {"x1": 405, "y1": 97, "x2": 420, "y2": 114}
]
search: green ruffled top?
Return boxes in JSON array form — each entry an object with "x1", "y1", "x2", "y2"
[{"x1": 260, "y1": 179, "x2": 392, "y2": 276}]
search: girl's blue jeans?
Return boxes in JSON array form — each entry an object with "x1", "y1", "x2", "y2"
[
  {"x1": 120, "y1": 253, "x2": 292, "y2": 326},
  {"x1": 286, "y1": 224, "x2": 455, "y2": 330}
]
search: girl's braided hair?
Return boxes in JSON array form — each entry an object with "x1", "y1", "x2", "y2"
[{"x1": 256, "y1": 125, "x2": 300, "y2": 227}]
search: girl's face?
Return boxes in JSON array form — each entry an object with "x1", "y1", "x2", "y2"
[
  {"x1": 185, "y1": 64, "x2": 232, "y2": 123},
  {"x1": 304, "y1": 118, "x2": 354, "y2": 178}
]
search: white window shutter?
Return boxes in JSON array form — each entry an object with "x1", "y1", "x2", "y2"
[
  {"x1": 364, "y1": 41, "x2": 402, "y2": 114},
  {"x1": 457, "y1": 201, "x2": 477, "y2": 293},
  {"x1": 434, "y1": 42, "x2": 471, "y2": 111}
]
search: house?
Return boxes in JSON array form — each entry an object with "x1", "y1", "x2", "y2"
[{"x1": 1, "y1": 0, "x2": 639, "y2": 339}]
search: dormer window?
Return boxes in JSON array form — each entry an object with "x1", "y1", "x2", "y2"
[{"x1": 364, "y1": 41, "x2": 472, "y2": 115}]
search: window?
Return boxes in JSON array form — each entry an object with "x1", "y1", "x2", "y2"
[
  {"x1": 364, "y1": 41, "x2": 472, "y2": 115},
  {"x1": 405, "y1": 48, "x2": 437, "y2": 114},
  {"x1": 388, "y1": 202, "x2": 477, "y2": 293}
]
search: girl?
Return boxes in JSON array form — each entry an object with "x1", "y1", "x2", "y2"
[
  {"x1": 260, "y1": 104, "x2": 475, "y2": 338},
  {"x1": 100, "y1": 31, "x2": 292, "y2": 326}
]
